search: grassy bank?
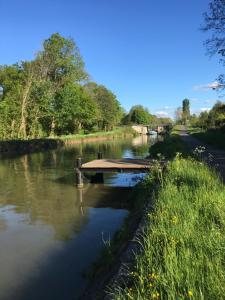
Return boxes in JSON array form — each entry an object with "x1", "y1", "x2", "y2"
[
  {"x1": 188, "y1": 127, "x2": 225, "y2": 151},
  {"x1": 0, "y1": 127, "x2": 136, "y2": 155},
  {"x1": 113, "y1": 157, "x2": 225, "y2": 300},
  {"x1": 57, "y1": 126, "x2": 136, "y2": 143},
  {"x1": 149, "y1": 131, "x2": 190, "y2": 159}
]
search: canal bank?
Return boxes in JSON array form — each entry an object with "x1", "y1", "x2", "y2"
[
  {"x1": 102, "y1": 133, "x2": 225, "y2": 300},
  {"x1": 0, "y1": 127, "x2": 136, "y2": 157}
]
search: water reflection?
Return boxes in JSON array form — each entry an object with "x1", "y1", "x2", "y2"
[{"x1": 0, "y1": 135, "x2": 153, "y2": 300}]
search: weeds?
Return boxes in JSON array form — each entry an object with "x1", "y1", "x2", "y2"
[
  {"x1": 113, "y1": 157, "x2": 225, "y2": 300},
  {"x1": 57, "y1": 126, "x2": 136, "y2": 142},
  {"x1": 189, "y1": 128, "x2": 225, "y2": 151}
]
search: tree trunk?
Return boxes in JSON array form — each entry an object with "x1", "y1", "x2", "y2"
[
  {"x1": 19, "y1": 78, "x2": 32, "y2": 139},
  {"x1": 50, "y1": 117, "x2": 55, "y2": 137},
  {"x1": 10, "y1": 119, "x2": 15, "y2": 138}
]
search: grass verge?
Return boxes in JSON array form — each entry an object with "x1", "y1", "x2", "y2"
[
  {"x1": 56, "y1": 126, "x2": 136, "y2": 142},
  {"x1": 149, "y1": 133, "x2": 190, "y2": 159},
  {"x1": 0, "y1": 127, "x2": 136, "y2": 155},
  {"x1": 113, "y1": 157, "x2": 225, "y2": 300},
  {"x1": 188, "y1": 128, "x2": 225, "y2": 151}
]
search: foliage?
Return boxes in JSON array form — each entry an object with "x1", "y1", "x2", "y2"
[
  {"x1": 57, "y1": 126, "x2": 136, "y2": 142},
  {"x1": 156, "y1": 117, "x2": 173, "y2": 125},
  {"x1": 202, "y1": 0, "x2": 225, "y2": 59},
  {"x1": 182, "y1": 98, "x2": 190, "y2": 124},
  {"x1": 0, "y1": 33, "x2": 124, "y2": 140},
  {"x1": 202, "y1": 1, "x2": 225, "y2": 88},
  {"x1": 113, "y1": 157, "x2": 225, "y2": 300},
  {"x1": 149, "y1": 130, "x2": 190, "y2": 159},
  {"x1": 190, "y1": 101, "x2": 225, "y2": 131},
  {"x1": 188, "y1": 114, "x2": 199, "y2": 127},
  {"x1": 190, "y1": 128, "x2": 225, "y2": 151},
  {"x1": 84, "y1": 82, "x2": 123, "y2": 131},
  {"x1": 122, "y1": 105, "x2": 155, "y2": 125}
]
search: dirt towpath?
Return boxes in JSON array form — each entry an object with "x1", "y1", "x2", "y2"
[{"x1": 179, "y1": 129, "x2": 225, "y2": 183}]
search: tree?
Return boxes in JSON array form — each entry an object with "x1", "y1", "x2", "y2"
[
  {"x1": 202, "y1": 1, "x2": 225, "y2": 58},
  {"x1": 36, "y1": 33, "x2": 89, "y2": 135},
  {"x1": 157, "y1": 117, "x2": 173, "y2": 125},
  {"x1": 0, "y1": 64, "x2": 24, "y2": 139},
  {"x1": 126, "y1": 105, "x2": 151, "y2": 124},
  {"x1": 189, "y1": 114, "x2": 199, "y2": 127},
  {"x1": 202, "y1": 1, "x2": 225, "y2": 87},
  {"x1": 37, "y1": 33, "x2": 88, "y2": 84},
  {"x1": 208, "y1": 101, "x2": 225, "y2": 128},
  {"x1": 182, "y1": 99, "x2": 190, "y2": 124},
  {"x1": 84, "y1": 82, "x2": 123, "y2": 130},
  {"x1": 54, "y1": 83, "x2": 98, "y2": 134},
  {"x1": 198, "y1": 111, "x2": 209, "y2": 129}
]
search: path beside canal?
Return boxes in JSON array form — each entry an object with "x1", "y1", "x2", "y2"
[{"x1": 179, "y1": 128, "x2": 225, "y2": 182}]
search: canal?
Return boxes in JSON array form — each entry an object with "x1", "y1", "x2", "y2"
[{"x1": 0, "y1": 135, "x2": 155, "y2": 300}]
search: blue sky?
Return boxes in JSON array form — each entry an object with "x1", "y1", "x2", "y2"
[{"x1": 0, "y1": 0, "x2": 224, "y2": 118}]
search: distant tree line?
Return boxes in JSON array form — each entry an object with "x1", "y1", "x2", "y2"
[
  {"x1": 175, "y1": 98, "x2": 225, "y2": 132},
  {"x1": 122, "y1": 105, "x2": 172, "y2": 126},
  {"x1": 191, "y1": 101, "x2": 225, "y2": 132},
  {"x1": 0, "y1": 33, "x2": 123, "y2": 139}
]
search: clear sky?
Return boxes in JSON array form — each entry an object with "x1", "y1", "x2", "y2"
[{"x1": 0, "y1": 0, "x2": 224, "y2": 118}]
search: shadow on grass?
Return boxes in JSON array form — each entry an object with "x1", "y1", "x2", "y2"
[{"x1": 149, "y1": 135, "x2": 190, "y2": 159}]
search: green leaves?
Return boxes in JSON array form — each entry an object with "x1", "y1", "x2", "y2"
[
  {"x1": 123, "y1": 105, "x2": 153, "y2": 125},
  {"x1": 0, "y1": 33, "x2": 124, "y2": 139}
]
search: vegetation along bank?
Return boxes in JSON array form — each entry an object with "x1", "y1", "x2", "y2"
[
  {"x1": 94, "y1": 133, "x2": 225, "y2": 300},
  {"x1": 0, "y1": 127, "x2": 136, "y2": 155}
]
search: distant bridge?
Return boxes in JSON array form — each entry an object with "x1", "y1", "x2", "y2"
[{"x1": 132, "y1": 124, "x2": 170, "y2": 135}]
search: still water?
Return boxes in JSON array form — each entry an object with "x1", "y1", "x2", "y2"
[{"x1": 0, "y1": 135, "x2": 155, "y2": 300}]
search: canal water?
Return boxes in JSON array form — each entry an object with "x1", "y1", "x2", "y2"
[{"x1": 0, "y1": 135, "x2": 155, "y2": 300}]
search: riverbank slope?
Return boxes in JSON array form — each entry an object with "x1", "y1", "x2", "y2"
[
  {"x1": 105, "y1": 131, "x2": 225, "y2": 300},
  {"x1": 0, "y1": 127, "x2": 136, "y2": 156}
]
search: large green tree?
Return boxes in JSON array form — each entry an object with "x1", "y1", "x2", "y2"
[
  {"x1": 54, "y1": 83, "x2": 98, "y2": 135},
  {"x1": 84, "y1": 82, "x2": 123, "y2": 130}
]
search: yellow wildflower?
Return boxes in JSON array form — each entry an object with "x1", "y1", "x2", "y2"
[
  {"x1": 188, "y1": 290, "x2": 193, "y2": 297},
  {"x1": 152, "y1": 291, "x2": 160, "y2": 298},
  {"x1": 171, "y1": 216, "x2": 178, "y2": 224}
]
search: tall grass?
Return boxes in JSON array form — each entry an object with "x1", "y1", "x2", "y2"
[
  {"x1": 57, "y1": 126, "x2": 136, "y2": 141},
  {"x1": 149, "y1": 135, "x2": 190, "y2": 159},
  {"x1": 189, "y1": 128, "x2": 225, "y2": 151},
  {"x1": 113, "y1": 157, "x2": 225, "y2": 300}
]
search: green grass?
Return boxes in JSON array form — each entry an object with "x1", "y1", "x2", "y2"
[
  {"x1": 149, "y1": 133, "x2": 190, "y2": 159},
  {"x1": 171, "y1": 124, "x2": 186, "y2": 135},
  {"x1": 56, "y1": 126, "x2": 136, "y2": 142},
  {"x1": 113, "y1": 157, "x2": 225, "y2": 300},
  {"x1": 188, "y1": 128, "x2": 225, "y2": 151}
]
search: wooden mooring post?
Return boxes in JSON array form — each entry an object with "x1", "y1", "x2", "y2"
[
  {"x1": 98, "y1": 152, "x2": 103, "y2": 159},
  {"x1": 75, "y1": 157, "x2": 84, "y2": 188}
]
